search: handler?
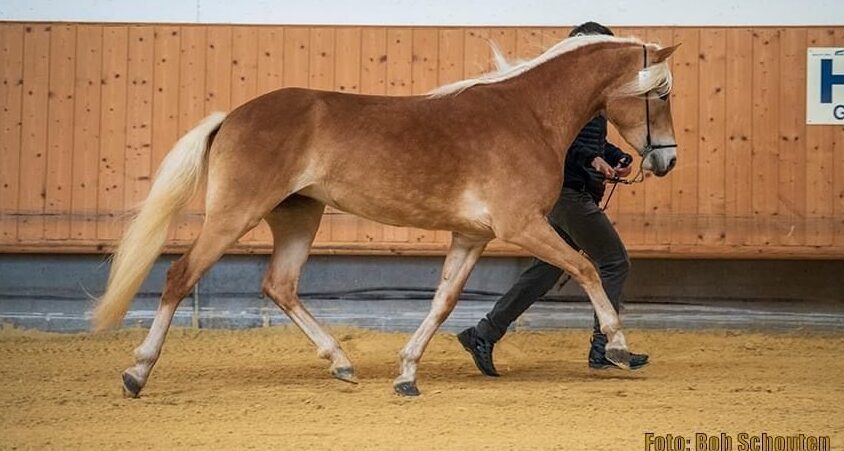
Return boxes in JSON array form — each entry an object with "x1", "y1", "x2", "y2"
[{"x1": 458, "y1": 21, "x2": 650, "y2": 376}]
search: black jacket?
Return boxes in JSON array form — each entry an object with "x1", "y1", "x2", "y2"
[{"x1": 562, "y1": 115, "x2": 630, "y2": 203}]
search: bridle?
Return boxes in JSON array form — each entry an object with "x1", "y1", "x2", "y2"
[{"x1": 607, "y1": 44, "x2": 677, "y2": 187}]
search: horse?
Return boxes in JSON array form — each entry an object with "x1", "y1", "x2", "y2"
[{"x1": 92, "y1": 34, "x2": 680, "y2": 397}]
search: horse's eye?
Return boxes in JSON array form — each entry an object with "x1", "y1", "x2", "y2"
[{"x1": 658, "y1": 92, "x2": 670, "y2": 102}]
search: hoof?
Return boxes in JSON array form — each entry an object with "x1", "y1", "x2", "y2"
[
  {"x1": 394, "y1": 381, "x2": 420, "y2": 397},
  {"x1": 331, "y1": 367, "x2": 359, "y2": 384},
  {"x1": 604, "y1": 348, "x2": 631, "y2": 370},
  {"x1": 122, "y1": 371, "x2": 143, "y2": 398}
]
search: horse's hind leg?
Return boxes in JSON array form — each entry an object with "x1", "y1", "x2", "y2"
[
  {"x1": 394, "y1": 232, "x2": 488, "y2": 396},
  {"x1": 122, "y1": 209, "x2": 265, "y2": 397},
  {"x1": 262, "y1": 195, "x2": 356, "y2": 383}
]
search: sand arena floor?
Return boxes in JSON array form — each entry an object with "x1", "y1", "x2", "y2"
[{"x1": 1, "y1": 326, "x2": 842, "y2": 450}]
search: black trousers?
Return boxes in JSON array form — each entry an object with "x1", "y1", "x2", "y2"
[{"x1": 475, "y1": 187, "x2": 631, "y2": 343}]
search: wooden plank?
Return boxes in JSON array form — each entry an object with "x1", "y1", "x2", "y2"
[
  {"x1": 0, "y1": 24, "x2": 25, "y2": 243},
  {"x1": 175, "y1": 25, "x2": 206, "y2": 242},
  {"x1": 804, "y1": 29, "x2": 835, "y2": 246},
  {"x1": 835, "y1": 28, "x2": 844, "y2": 247},
  {"x1": 97, "y1": 26, "x2": 129, "y2": 241},
  {"x1": 604, "y1": 26, "x2": 636, "y2": 226},
  {"x1": 464, "y1": 28, "x2": 490, "y2": 78},
  {"x1": 643, "y1": 27, "x2": 674, "y2": 245},
  {"x1": 670, "y1": 28, "x2": 700, "y2": 245},
  {"x1": 750, "y1": 28, "x2": 780, "y2": 246},
  {"x1": 432, "y1": 28, "x2": 465, "y2": 245},
  {"x1": 356, "y1": 27, "x2": 387, "y2": 244},
  {"x1": 251, "y1": 26, "x2": 287, "y2": 244},
  {"x1": 231, "y1": 26, "x2": 258, "y2": 107},
  {"x1": 331, "y1": 27, "x2": 362, "y2": 244},
  {"x1": 70, "y1": 25, "x2": 102, "y2": 240},
  {"x1": 383, "y1": 27, "x2": 412, "y2": 243},
  {"x1": 515, "y1": 27, "x2": 544, "y2": 60},
  {"x1": 205, "y1": 26, "x2": 232, "y2": 113},
  {"x1": 124, "y1": 26, "x2": 154, "y2": 222},
  {"x1": 231, "y1": 26, "x2": 265, "y2": 242},
  {"x1": 724, "y1": 28, "x2": 754, "y2": 246},
  {"x1": 697, "y1": 28, "x2": 727, "y2": 245},
  {"x1": 308, "y1": 27, "x2": 336, "y2": 244},
  {"x1": 777, "y1": 28, "x2": 807, "y2": 246},
  {"x1": 405, "y1": 27, "x2": 439, "y2": 245},
  {"x1": 283, "y1": 27, "x2": 310, "y2": 89},
  {"x1": 151, "y1": 26, "x2": 181, "y2": 242},
  {"x1": 17, "y1": 24, "x2": 51, "y2": 241},
  {"x1": 257, "y1": 26, "x2": 284, "y2": 96},
  {"x1": 488, "y1": 27, "x2": 517, "y2": 66},
  {"x1": 44, "y1": 24, "x2": 76, "y2": 240}
]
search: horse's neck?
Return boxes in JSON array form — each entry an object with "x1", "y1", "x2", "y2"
[{"x1": 506, "y1": 45, "x2": 635, "y2": 155}]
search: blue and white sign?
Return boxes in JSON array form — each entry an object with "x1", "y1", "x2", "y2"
[{"x1": 807, "y1": 47, "x2": 844, "y2": 125}]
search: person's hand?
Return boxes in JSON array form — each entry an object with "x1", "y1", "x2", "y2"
[
  {"x1": 615, "y1": 163, "x2": 633, "y2": 178},
  {"x1": 590, "y1": 157, "x2": 616, "y2": 179}
]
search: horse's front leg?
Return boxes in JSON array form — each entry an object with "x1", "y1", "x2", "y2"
[
  {"x1": 501, "y1": 215, "x2": 631, "y2": 368},
  {"x1": 394, "y1": 233, "x2": 488, "y2": 396}
]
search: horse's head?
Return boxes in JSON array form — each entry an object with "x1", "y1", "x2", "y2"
[{"x1": 604, "y1": 44, "x2": 680, "y2": 177}]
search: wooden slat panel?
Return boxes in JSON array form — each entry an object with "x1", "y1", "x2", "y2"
[
  {"x1": 751, "y1": 29, "x2": 780, "y2": 246},
  {"x1": 406, "y1": 27, "x2": 439, "y2": 245},
  {"x1": 2, "y1": 24, "x2": 844, "y2": 259},
  {"x1": 433, "y1": 28, "x2": 465, "y2": 245},
  {"x1": 175, "y1": 26, "x2": 206, "y2": 241},
  {"x1": 644, "y1": 27, "x2": 674, "y2": 245},
  {"x1": 464, "y1": 28, "x2": 490, "y2": 78},
  {"x1": 309, "y1": 27, "x2": 335, "y2": 243},
  {"x1": 835, "y1": 28, "x2": 844, "y2": 247},
  {"x1": 18, "y1": 24, "x2": 50, "y2": 241},
  {"x1": 670, "y1": 28, "x2": 700, "y2": 245},
  {"x1": 0, "y1": 24, "x2": 25, "y2": 243},
  {"x1": 356, "y1": 27, "x2": 387, "y2": 244},
  {"x1": 331, "y1": 27, "x2": 362, "y2": 244},
  {"x1": 804, "y1": 29, "x2": 836, "y2": 246},
  {"x1": 124, "y1": 26, "x2": 154, "y2": 217},
  {"x1": 70, "y1": 25, "x2": 102, "y2": 240},
  {"x1": 257, "y1": 26, "x2": 284, "y2": 96},
  {"x1": 724, "y1": 28, "x2": 754, "y2": 246},
  {"x1": 232, "y1": 26, "x2": 266, "y2": 242},
  {"x1": 97, "y1": 25, "x2": 129, "y2": 240},
  {"x1": 603, "y1": 27, "x2": 637, "y2": 226},
  {"x1": 778, "y1": 28, "x2": 807, "y2": 246},
  {"x1": 697, "y1": 28, "x2": 727, "y2": 245},
  {"x1": 151, "y1": 26, "x2": 181, "y2": 241},
  {"x1": 382, "y1": 28, "x2": 412, "y2": 243},
  {"x1": 251, "y1": 26, "x2": 286, "y2": 244},
  {"x1": 44, "y1": 24, "x2": 75, "y2": 240}
]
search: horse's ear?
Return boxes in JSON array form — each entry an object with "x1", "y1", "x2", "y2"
[{"x1": 653, "y1": 44, "x2": 681, "y2": 63}]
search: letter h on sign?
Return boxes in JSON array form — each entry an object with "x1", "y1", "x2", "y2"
[{"x1": 820, "y1": 59, "x2": 844, "y2": 103}]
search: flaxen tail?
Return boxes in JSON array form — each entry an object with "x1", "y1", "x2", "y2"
[{"x1": 92, "y1": 112, "x2": 227, "y2": 331}]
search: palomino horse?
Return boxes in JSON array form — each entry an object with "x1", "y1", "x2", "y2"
[{"x1": 93, "y1": 34, "x2": 680, "y2": 397}]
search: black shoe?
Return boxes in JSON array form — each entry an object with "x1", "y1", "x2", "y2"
[
  {"x1": 457, "y1": 327, "x2": 500, "y2": 377},
  {"x1": 588, "y1": 334, "x2": 649, "y2": 370}
]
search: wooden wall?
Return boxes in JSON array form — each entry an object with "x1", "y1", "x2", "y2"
[{"x1": 1, "y1": 23, "x2": 843, "y2": 258}]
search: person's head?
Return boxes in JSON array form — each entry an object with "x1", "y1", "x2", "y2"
[{"x1": 569, "y1": 21, "x2": 614, "y2": 38}]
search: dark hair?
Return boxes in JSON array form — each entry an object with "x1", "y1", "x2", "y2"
[{"x1": 569, "y1": 21, "x2": 614, "y2": 37}]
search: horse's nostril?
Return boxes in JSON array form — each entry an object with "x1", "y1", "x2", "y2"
[{"x1": 667, "y1": 157, "x2": 677, "y2": 170}]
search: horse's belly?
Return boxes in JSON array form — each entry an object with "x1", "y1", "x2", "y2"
[{"x1": 297, "y1": 184, "x2": 494, "y2": 237}]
